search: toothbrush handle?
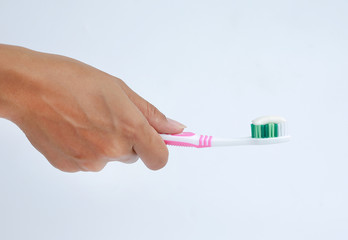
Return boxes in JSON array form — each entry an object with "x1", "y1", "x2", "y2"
[
  {"x1": 160, "y1": 132, "x2": 291, "y2": 147},
  {"x1": 160, "y1": 132, "x2": 212, "y2": 148}
]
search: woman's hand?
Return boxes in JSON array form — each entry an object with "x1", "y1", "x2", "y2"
[{"x1": 0, "y1": 44, "x2": 185, "y2": 172}]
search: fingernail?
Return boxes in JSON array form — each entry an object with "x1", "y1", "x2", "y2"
[{"x1": 167, "y1": 118, "x2": 187, "y2": 129}]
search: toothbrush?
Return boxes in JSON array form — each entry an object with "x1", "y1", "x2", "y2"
[{"x1": 160, "y1": 116, "x2": 290, "y2": 148}]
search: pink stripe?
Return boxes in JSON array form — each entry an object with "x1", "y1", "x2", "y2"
[
  {"x1": 199, "y1": 135, "x2": 203, "y2": 147},
  {"x1": 164, "y1": 140, "x2": 205, "y2": 148},
  {"x1": 208, "y1": 136, "x2": 212, "y2": 147},
  {"x1": 204, "y1": 135, "x2": 208, "y2": 147},
  {"x1": 170, "y1": 132, "x2": 195, "y2": 137}
]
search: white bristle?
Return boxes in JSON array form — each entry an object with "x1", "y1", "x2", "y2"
[{"x1": 278, "y1": 123, "x2": 282, "y2": 137}]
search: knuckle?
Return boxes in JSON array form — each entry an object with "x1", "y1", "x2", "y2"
[
  {"x1": 119, "y1": 117, "x2": 138, "y2": 136},
  {"x1": 97, "y1": 138, "x2": 117, "y2": 157},
  {"x1": 120, "y1": 118, "x2": 147, "y2": 143},
  {"x1": 62, "y1": 148, "x2": 106, "y2": 172},
  {"x1": 100, "y1": 139, "x2": 131, "y2": 159},
  {"x1": 125, "y1": 154, "x2": 139, "y2": 164},
  {"x1": 115, "y1": 77, "x2": 125, "y2": 85},
  {"x1": 121, "y1": 123, "x2": 138, "y2": 140},
  {"x1": 145, "y1": 102, "x2": 166, "y2": 125},
  {"x1": 61, "y1": 168, "x2": 80, "y2": 173},
  {"x1": 67, "y1": 146, "x2": 94, "y2": 161},
  {"x1": 145, "y1": 101, "x2": 156, "y2": 117},
  {"x1": 79, "y1": 161, "x2": 106, "y2": 172},
  {"x1": 46, "y1": 156, "x2": 81, "y2": 173},
  {"x1": 145, "y1": 102, "x2": 160, "y2": 118},
  {"x1": 68, "y1": 141, "x2": 106, "y2": 162}
]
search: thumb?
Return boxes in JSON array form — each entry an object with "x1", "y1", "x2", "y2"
[{"x1": 116, "y1": 79, "x2": 186, "y2": 134}]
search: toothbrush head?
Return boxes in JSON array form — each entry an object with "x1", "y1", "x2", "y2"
[{"x1": 251, "y1": 116, "x2": 287, "y2": 138}]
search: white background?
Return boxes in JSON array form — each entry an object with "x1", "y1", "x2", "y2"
[{"x1": 1, "y1": 0, "x2": 348, "y2": 239}]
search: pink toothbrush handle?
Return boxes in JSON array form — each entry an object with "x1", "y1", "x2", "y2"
[{"x1": 160, "y1": 132, "x2": 213, "y2": 148}]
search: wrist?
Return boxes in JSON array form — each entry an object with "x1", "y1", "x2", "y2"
[{"x1": 0, "y1": 44, "x2": 30, "y2": 122}]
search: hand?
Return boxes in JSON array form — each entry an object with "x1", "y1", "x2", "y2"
[{"x1": 0, "y1": 45, "x2": 186, "y2": 172}]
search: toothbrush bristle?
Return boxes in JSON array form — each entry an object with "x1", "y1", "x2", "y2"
[{"x1": 251, "y1": 122, "x2": 287, "y2": 138}]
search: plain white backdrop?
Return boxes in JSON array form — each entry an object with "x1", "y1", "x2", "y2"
[{"x1": 1, "y1": 0, "x2": 348, "y2": 239}]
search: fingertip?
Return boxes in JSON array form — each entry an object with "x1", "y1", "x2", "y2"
[
  {"x1": 167, "y1": 118, "x2": 187, "y2": 129},
  {"x1": 158, "y1": 118, "x2": 187, "y2": 134}
]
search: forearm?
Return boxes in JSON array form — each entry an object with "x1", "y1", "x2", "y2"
[{"x1": 0, "y1": 44, "x2": 29, "y2": 121}]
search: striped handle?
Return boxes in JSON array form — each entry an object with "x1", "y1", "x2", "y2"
[{"x1": 160, "y1": 132, "x2": 213, "y2": 148}]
